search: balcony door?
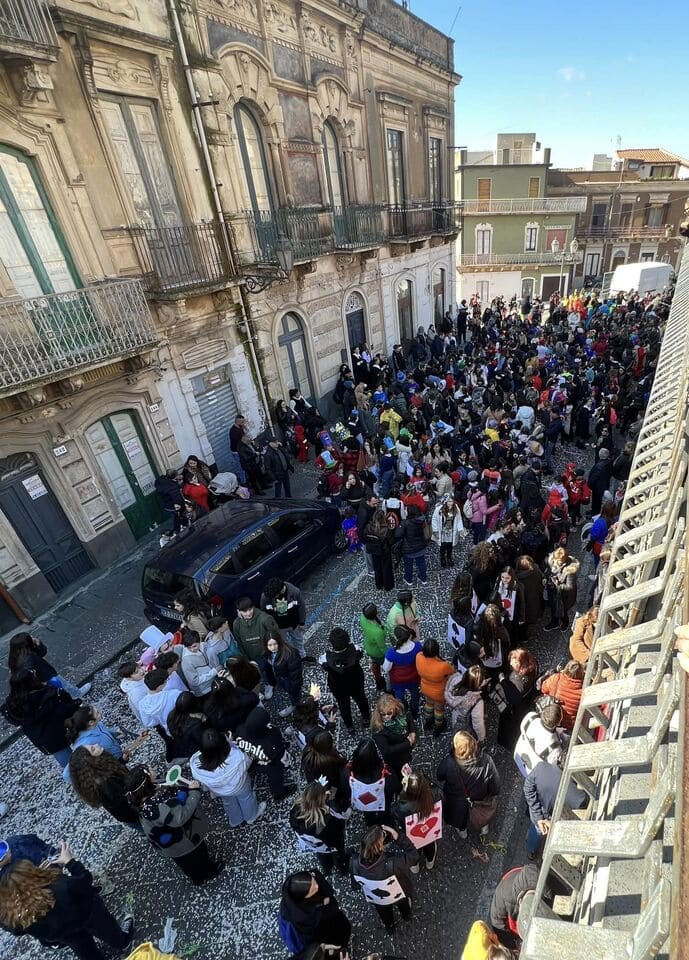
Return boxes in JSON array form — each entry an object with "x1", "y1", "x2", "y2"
[
  {"x1": 85, "y1": 411, "x2": 162, "y2": 539},
  {"x1": 101, "y1": 97, "x2": 193, "y2": 288},
  {"x1": 0, "y1": 145, "x2": 90, "y2": 356},
  {"x1": 235, "y1": 102, "x2": 277, "y2": 261},
  {"x1": 0, "y1": 145, "x2": 79, "y2": 299},
  {"x1": 278, "y1": 313, "x2": 315, "y2": 403},
  {"x1": 396, "y1": 279, "x2": 414, "y2": 342},
  {"x1": 432, "y1": 266, "x2": 445, "y2": 323},
  {"x1": 323, "y1": 121, "x2": 349, "y2": 245}
]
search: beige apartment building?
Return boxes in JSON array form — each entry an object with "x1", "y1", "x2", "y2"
[{"x1": 0, "y1": 0, "x2": 458, "y2": 627}]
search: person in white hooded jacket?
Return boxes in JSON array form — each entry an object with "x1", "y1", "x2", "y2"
[
  {"x1": 190, "y1": 729, "x2": 266, "y2": 827},
  {"x1": 138, "y1": 668, "x2": 182, "y2": 735},
  {"x1": 179, "y1": 629, "x2": 217, "y2": 696},
  {"x1": 431, "y1": 496, "x2": 465, "y2": 568}
]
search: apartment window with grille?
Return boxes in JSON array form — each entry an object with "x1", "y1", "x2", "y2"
[
  {"x1": 428, "y1": 137, "x2": 442, "y2": 204},
  {"x1": 476, "y1": 225, "x2": 492, "y2": 255},
  {"x1": 528, "y1": 177, "x2": 540, "y2": 198},
  {"x1": 644, "y1": 205, "x2": 665, "y2": 228},
  {"x1": 524, "y1": 224, "x2": 538, "y2": 252},
  {"x1": 386, "y1": 129, "x2": 406, "y2": 206}
]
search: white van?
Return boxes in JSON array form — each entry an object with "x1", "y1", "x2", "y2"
[{"x1": 606, "y1": 261, "x2": 673, "y2": 297}]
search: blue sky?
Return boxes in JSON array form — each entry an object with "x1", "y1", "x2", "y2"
[{"x1": 411, "y1": 0, "x2": 689, "y2": 168}]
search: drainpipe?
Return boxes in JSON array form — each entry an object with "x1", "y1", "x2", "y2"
[{"x1": 167, "y1": 0, "x2": 272, "y2": 430}]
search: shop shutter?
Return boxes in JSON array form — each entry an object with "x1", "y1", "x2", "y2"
[{"x1": 191, "y1": 365, "x2": 238, "y2": 472}]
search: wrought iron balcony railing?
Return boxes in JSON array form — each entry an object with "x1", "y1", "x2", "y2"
[
  {"x1": 458, "y1": 196, "x2": 587, "y2": 215},
  {"x1": 459, "y1": 251, "x2": 583, "y2": 267},
  {"x1": 127, "y1": 222, "x2": 233, "y2": 296},
  {"x1": 230, "y1": 207, "x2": 334, "y2": 268},
  {"x1": 387, "y1": 203, "x2": 457, "y2": 240},
  {"x1": 0, "y1": 280, "x2": 158, "y2": 396},
  {"x1": 0, "y1": 0, "x2": 59, "y2": 60},
  {"x1": 330, "y1": 204, "x2": 385, "y2": 249}
]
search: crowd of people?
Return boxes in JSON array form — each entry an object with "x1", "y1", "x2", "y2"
[{"x1": 0, "y1": 280, "x2": 674, "y2": 960}]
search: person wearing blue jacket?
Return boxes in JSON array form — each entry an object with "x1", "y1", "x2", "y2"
[
  {"x1": 63, "y1": 706, "x2": 123, "y2": 782},
  {"x1": 523, "y1": 758, "x2": 587, "y2": 859}
]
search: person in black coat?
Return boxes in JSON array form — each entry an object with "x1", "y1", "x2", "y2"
[
  {"x1": 166, "y1": 692, "x2": 211, "y2": 759},
  {"x1": 68, "y1": 747, "x2": 141, "y2": 829},
  {"x1": 279, "y1": 870, "x2": 351, "y2": 955},
  {"x1": 0, "y1": 841, "x2": 134, "y2": 958},
  {"x1": 234, "y1": 705, "x2": 292, "y2": 800},
  {"x1": 1, "y1": 668, "x2": 80, "y2": 769},
  {"x1": 289, "y1": 782, "x2": 348, "y2": 875},
  {"x1": 7, "y1": 633, "x2": 90, "y2": 699},
  {"x1": 362, "y1": 509, "x2": 396, "y2": 592},
  {"x1": 154, "y1": 470, "x2": 187, "y2": 532},
  {"x1": 370, "y1": 693, "x2": 417, "y2": 776},
  {"x1": 489, "y1": 861, "x2": 540, "y2": 949},
  {"x1": 263, "y1": 631, "x2": 303, "y2": 718},
  {"x1": 319, "y1": 628, "x2": 370, "y2": 732},
  {"x1": 263, "y1": 437, "x2": 294, "y2": 498},
  {"x1": 587, "y1": 449, "x2": 613, "y2": 514},
  {"x1": 203, "y1": 677, "x2": 258, "y2": 732},
  {"x1": 436, "y1": 730, "x2": 500, "y2": 837},
  {"x1": 395, "y1": 504, "x2": 429, "y2": 585}
]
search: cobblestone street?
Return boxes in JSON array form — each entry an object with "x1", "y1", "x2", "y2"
[{"x1": 0, "y1": 449, "x2": 589, "y2": 960}]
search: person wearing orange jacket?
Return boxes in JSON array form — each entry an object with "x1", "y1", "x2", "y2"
[
  {"x1": 415, "y1": 638, "x2": 454, "y2": 736},
  {"x1": 540, "y1": 660, "x2": 585, "y2": 730}
]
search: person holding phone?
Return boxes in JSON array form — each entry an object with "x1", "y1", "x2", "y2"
[{"x1": 0, "y1": 839, "x2": 134, "y2": 959}]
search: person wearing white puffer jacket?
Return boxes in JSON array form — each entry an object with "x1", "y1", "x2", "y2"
[{"x1": 190, "y1": 728, "x2": 265, "y2": 828}]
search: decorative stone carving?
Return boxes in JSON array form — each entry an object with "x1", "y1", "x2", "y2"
[
  {"x1": 263, "y1": 2, "x2": 299, "y2": 42},
  {"x1": 213, "y1": 0, "x2": 258, "y2": 17},
  {"x1": 152, "y1": 57, "x2": 173, "y2": 114},
  {"x1": 79, "y1": 0, "x2": 137, "y2": 20},
  {"x1": 344, "y1": 31, "x2": 356, "y2": 61},
  {"x1": 93, "y1": 56, "x2": 155, "y2": 93},
  {"x1": 57, "y1": 377, "x2": 85, "y2": 397},
  {"x1": 11, "y1": 65, "x2": 53, "y2": 106},
  {"x1": 72, "y1": 33, "x2": 99, "y2": 104}
]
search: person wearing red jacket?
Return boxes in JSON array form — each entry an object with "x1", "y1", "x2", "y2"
[
  {"x1": 540, "y1": 660, "x2": 584, "y2": 729},
  {"x1": 562, "y1": 463, "x2": 590, "y2": 526}
]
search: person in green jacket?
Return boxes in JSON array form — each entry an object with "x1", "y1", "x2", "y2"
[
  {"x1": 232, "y1": 597, "x2": 280, "y2": 698},
  {"x1": 385, "y1": 589, "x2": 420, "y2": 642},
  {"x1": 359, "y1": 602, "x2": 388, "y2": 692}
]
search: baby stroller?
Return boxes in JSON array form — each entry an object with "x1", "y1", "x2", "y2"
[{"x1": 208, "y1": 472, "x2": 251, "y2": 503}]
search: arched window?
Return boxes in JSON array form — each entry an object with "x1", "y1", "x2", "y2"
[
  {"x1": 432, "y1": 265, "x2": 445, "y2": 323},
  {"x1": 278, "y1": 313, "x2": 315, "y2": 402},
  {"x1": 396, "y1": 279, "x2": 414, "y2": 342},
  {"x1": 345, "y1": 291, "x2": 366, "y2": 362},
  {"x1": 0, "y1": 145, "x2": 79, "y2": 297},
  {"x1": 234, "y1": 103, "x2": 274, "y2": 215},
  {"x1": 475, "y1": 222, "x2": 492, "y2": 257},
  {"x1": 322, "y1": 120, "x2": 345, "y2": 210},
  {"x1": 611, "y1": 248, "x2": 626, "y2": 269}
]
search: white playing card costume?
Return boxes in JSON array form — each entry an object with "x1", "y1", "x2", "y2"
[
  {"x1": 447, "y1": 615, "x2": 466, "y2": 651},
  {"x1": 349, "y1": 773, "x2": 386, "y2": 812},
  {"x1": 296, "y1": 833, "x2": 334, "y2": 854},
  {"x1": 353, "y1": 872, "x2": 406, "y2": 905},
  {"x1": 404, "y1": 800, "x2": 443, "y2": 849}
]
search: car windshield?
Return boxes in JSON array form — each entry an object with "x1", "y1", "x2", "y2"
[{"x1": 142, "y1": 566, "x2": 195, "y2": 599}]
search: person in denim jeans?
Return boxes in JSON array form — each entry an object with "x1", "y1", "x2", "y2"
[
  {"x1": 395, "y1": 503, "x2": 428, "y2": 585},
  {"x1": 190, "y1": 729, "x2": 265, "y2": 827}
]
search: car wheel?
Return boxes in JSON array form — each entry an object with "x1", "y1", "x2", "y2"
[{"x1": 333, "y1": 529, "x2": 348, "y2": 553}]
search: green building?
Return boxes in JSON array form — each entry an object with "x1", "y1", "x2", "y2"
[{"x1": 455, "y1": 134, "x2": 586, "y2": 303}]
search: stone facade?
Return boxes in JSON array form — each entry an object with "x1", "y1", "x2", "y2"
[{"x1": 0, "y1": 0, "x2": 458, "y2": 625}]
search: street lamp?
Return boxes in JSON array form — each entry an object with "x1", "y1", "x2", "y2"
[
  {"x1": 552, "y1": 237, "x2": 579, "y2": 295},
  {"x1": 244, "y1": 231, "x2": 294, "y2": 293}
]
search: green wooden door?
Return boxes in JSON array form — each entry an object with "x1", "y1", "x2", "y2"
[{"x1": 86, "y1": 411, "x2": 162, "y2": 539}]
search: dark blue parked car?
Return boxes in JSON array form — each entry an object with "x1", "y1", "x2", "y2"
[{"x1": 142, "y1": 499, "x2": 343, "y2": 629}]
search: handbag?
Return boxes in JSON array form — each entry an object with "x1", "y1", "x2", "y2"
[{"x1": 458, "y1": 768, "x2": 499, "y2": 831}]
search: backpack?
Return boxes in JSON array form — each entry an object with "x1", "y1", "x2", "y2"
[
  {"x1": 463, "y1": 496, "x2": 474, "y2": 520},
  {"x1": 278, "y1": 915, "x2": 304, "y2": 955}
]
